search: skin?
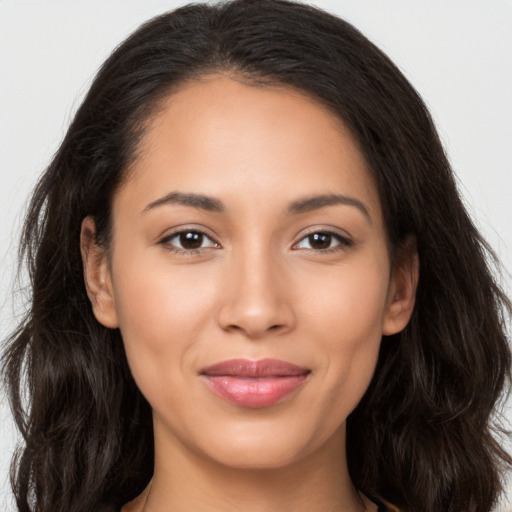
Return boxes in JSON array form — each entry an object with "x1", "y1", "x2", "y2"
[{"x1": 81, "y1": 75, "x2": 418, "y2": 511}]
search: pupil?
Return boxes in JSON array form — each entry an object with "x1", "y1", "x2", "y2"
[
  {"x1": 180, "y1": 232, "x2": 203, "y2": 249},
  {"x1": 309, "y1": 233, "x2": 331, "y2": 249}
]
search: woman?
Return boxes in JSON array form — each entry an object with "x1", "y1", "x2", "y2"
[{"x1": 2, "y1": 1, "x2": 511, "y2": 511}]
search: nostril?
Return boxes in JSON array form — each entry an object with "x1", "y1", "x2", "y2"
[{"x1": 216, "y1": 296, "x2": 296, "y2": 338}]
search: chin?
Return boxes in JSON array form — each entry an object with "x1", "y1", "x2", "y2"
[
  {"x1": 221, "y1": 445, "x2": 302, "y2": 469},
  {"x1": 195, "y1": 420, "x2": 344, "y2": 472}
]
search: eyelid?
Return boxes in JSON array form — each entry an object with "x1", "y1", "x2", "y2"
[
  {"x1": 291, "y1": 226, "x2": 354, "y2": 252},
  {"x1": 158, "y1": 225, "x2": 221, "y2": 254},
  {"x1": 156, "y1": 224, "x2": 353, "y2": 255}
]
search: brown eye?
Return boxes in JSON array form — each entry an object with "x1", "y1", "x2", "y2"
[
  {"x1": 294, "y1": 231, "x2": 352, "y2": 252},
  {"x1": 160, "y1": 230, "x2": 219, "y2": 252},
  {"x1": 308, "y1": 233, "x2": 332, "y2": 250},
  {"x1": 179, "y1": 231, "x2": 204, "y2": 249}
]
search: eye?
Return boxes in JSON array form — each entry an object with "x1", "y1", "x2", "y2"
[
  {"x1": 294, "y1": 231, "x2": 352, "y2": 252},
  {"x1": 160, "y1": 230, "x2": 219, "y2": 253}
]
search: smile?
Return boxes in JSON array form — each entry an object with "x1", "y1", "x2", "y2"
[{"x1": 200, "y1": 358, "x2": 311, "y2": 408}]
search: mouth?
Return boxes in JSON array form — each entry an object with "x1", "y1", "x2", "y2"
[{"x1": 199, "y1": 358, "x2": 311, "y2": 408}]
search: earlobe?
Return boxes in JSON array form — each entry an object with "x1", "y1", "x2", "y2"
[
  {"x1": 382, "y1": 248, "x2": 419, "y2": 336},
  {"x1": 80, "y1": 217, "x2": 119, "y2": 329}
]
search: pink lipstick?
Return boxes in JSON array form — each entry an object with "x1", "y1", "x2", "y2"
[{"x1": 200, "y1": 358, "x2": 310, "y2": 408}]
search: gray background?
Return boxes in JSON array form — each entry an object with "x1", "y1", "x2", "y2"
[{"x1": 1, "y1": 1, "x2": 511, "y2": 509}]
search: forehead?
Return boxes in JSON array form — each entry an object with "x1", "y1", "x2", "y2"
[{"x1": 117, "y1": 75, "x2": 382, "y2": 222}]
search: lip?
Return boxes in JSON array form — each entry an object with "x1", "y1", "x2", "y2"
[{"x1": 200, "y1": 358, "x2": 310, "y2": 408}]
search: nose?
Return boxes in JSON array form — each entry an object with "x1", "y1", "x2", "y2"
[{"x1": 216, "y1": 247, "x2": 296, "y2": 339}]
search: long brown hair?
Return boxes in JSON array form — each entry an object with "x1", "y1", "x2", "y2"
[{"x1": 3, "y1": 1, "x2": 511, "y2": 511}]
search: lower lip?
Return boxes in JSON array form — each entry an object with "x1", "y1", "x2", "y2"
[{"x1": 202, "y1": 375, "x2": 308, "y2": 408}]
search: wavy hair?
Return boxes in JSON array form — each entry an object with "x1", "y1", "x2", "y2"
[{"x1": 3, "y1": 1, "x2": 511, "y2": 511}]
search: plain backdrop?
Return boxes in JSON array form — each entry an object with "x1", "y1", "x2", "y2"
[{"x1": 1, "y1": 1, "x2": 511, "y2": 510}]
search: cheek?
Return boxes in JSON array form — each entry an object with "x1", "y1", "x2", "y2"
[
  {"x1": 304, "y1": 255, "x2": 390, "y2": 344},
  {"x1": 301, "y1": 256, "x2": 389, "y2": 412},
  {"x1": 110, "y1": 250, "x2": 219, "y2": 395}
]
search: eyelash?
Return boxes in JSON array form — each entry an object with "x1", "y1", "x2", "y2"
[
  {"x1": 159, "y1": 229, "x2": 220, "y2": 255},
  {"x1": 292, "y1": 230, "x2": 353, "y2": 254},
  {"x1": 158, "y1": 229, "x2": 353, "y2": 255}
]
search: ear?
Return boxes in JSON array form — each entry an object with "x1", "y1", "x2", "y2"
[
  {"x1": 80, "y1": 217, "x2": 119, "y2": 329},
  {"x1": 382, "y1": 241, "x2": 419, "y2": 336}
]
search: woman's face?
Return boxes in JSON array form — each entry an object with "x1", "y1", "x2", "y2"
[{"x1": 83, "y1": 75, "x2": 416, "y2": 470}]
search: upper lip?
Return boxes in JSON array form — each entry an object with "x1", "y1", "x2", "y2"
[{"x1": 200, "y1": 358, "x2": 310, "y2": 378}]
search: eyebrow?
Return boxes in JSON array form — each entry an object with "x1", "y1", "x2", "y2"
[
  {"x1": 143, "y1": 191, "x2": 371, "y2": 222},
  {"x1": 143, "y1": 191, "x2": 225, "y2": 213},
  {"x1": 287, "y1": 194, "x2": 371, "y2": 222}
]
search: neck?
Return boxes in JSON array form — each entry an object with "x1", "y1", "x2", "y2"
[{"x1": 126, "y1": 419, "x2": 372, "y2": 512}]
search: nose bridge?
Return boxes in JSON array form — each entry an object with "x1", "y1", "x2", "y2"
[{"x1": 217, "y1": 238, "x2": 294, "y2": 338}]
